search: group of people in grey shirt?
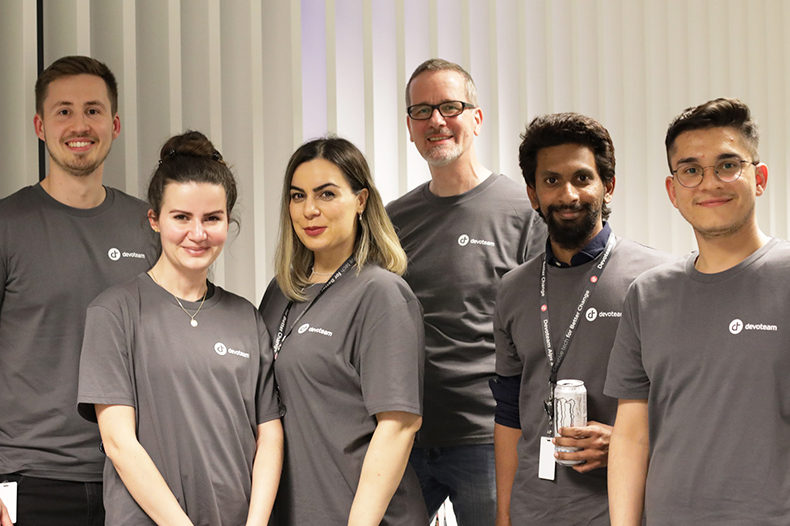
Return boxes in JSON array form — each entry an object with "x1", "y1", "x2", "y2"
[{"x1": 1, "y1": 52, "x2": 788, "y2": 526}]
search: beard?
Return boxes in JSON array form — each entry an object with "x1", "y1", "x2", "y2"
[
  {"x1": 47, "y1": 135, "x2": 110, "y2": 177},
  {"x1": 543, "y1": 201, "x2": 601, "y2": 251},
  {"x1": 421, "y1": 128, "x2": 463, "y2": 167}
]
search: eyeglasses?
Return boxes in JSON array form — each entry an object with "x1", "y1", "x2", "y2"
[
  {"x1": 671, "y1": 158, "x2": 758, "y2": 188},
  {"x1": 407, "y1": 101, "x2": 476, "y2": 120}
]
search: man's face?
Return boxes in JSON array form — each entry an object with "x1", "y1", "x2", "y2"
[
  {"x1": 665, "y1": 127, "x2": 766, "y2": 240},
  {"x1": 527, "y1": 143, "x2": 613, "y2": 250},
  {"x1": 406, "y1": 70, "x2": 482, "y2": 168},
  {"x1": 34, "y1": 74, "x2": 120, "y2": 178}
]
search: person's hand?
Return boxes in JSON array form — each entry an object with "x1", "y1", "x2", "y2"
[
  {"x1": 0, "y1": 497, "x2": 12, "y2": 526},
  {"x1": 553, "y1": 420, "x2": 612, "y2": 473}
]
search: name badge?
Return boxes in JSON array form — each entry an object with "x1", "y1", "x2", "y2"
[
  {"x1": 0, "y1": 481, "x2": 17, "y2": 523},
  {"x1": 538, "y1": 436, "x2": 556, "y2": 481}
]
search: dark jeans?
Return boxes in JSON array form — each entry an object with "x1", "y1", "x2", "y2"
[
  {"x1": 409, "y1": 444, "x2": 496, "y2": 526},
  {"x1": 1, "y1": 473, "x2": 104, "y2": 526}
]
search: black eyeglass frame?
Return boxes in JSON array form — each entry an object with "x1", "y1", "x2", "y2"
[
  {"x1": 406, "y1": 100, "x2": 476, "y2": 120},
  {"x1": 670, "y1": 159, "x2": 759, "y2": 188}
]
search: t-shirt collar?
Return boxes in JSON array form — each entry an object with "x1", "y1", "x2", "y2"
[{"x1": 545, "y1": 222, "x2": 611, "y2": 268}]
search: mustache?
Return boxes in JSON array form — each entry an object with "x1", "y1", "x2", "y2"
[
  {"x1": 63, "y1": 133, "x2": 97, "y2": 141},
  {"x1": 546, "y1": 203, "x2": 589, "y2": 215}
]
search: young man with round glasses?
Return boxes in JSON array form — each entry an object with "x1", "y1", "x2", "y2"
[
  {"x1": 605, "y1": 98, "x2": 790, "y2": 524},
  {"x1": 386, "y1": 58, "x2": 545, "y2": 525}
]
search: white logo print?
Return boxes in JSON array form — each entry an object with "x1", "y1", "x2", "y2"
[
  {"x1": 298, "y1": 323, "x2": 310, "y2": 334},
  {"x1": 729, "y1": 319, "x2": 744, "y2": 334},
  {"x1": 458, "y1": 234, "x2": 470, "y2": 246},
  {"x1": 585, "y1": 308, "x2": 598, "y2": 322},
  {"x1": 457, "y1": 234, "x2": 495, "y2": 247},
  {"x1": 214, "y1": 342, "x2": 227, "y2": 355},
  {"x1": 108, "y1": 248, "x2": 121, "y2": 261},
  {"x1": 729, "y1": 318, "x2": 778, "y2": 334}
]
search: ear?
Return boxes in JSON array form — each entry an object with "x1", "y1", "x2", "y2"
[
  {"x1": 406, "y1": 115, "x2": 415, "y2": 143},
  {"x1": 754, "y1": 163, "x2": 768, "y2": 196},
  {"x1": 472, "y1": 107, "x2": 483, "y2": 136},
  {"x1": 357, "y1": 188, "x2": 369, "y2": 213},
  {"x1": 147, "y1": 209, "x2": 160, "y2": 232},
  {"x1": 526, "y1": 184, "x2": 540, "y2": 212},
  {"x1": 34, "y1": 114, "x2": 45, "y2": 141},
  {"x1": 665, "y1": 176, "x2": 679, "y2": 209},
  {"x1": 603, "y1": 175, "x2": 616, "y2": 204},
  {"x1": 112, "y1": 113, "x2": 121, "y2": 140}
]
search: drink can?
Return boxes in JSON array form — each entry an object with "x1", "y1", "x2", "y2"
[{"x1": 554, "y1": 379, "x2": 587, "y2": 466}]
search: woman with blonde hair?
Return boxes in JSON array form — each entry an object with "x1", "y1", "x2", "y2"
[{"x1": 259, "y1": 136, "x2": 428, "y2": 525}]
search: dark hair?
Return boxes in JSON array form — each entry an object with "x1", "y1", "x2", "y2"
[
  {"x1": 35, "y1": 56, "x2": 118, "y2": 115},
  {"x1": 275, "y1": 136, "x2": 406, "y2": 300},
  {"x1": 665, "y1": 97, "x2": 760, "y2": 167},
  {"x1": 405, "y1": 58, "x2": 478, "y2": 107},
  {"x1": 519, "y1": 112, "x2": 615, "y2": 220},
  {"x1": 147, "y1": 131, "x2": 238, "y2": 225}
]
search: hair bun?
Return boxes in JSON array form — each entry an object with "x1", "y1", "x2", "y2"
[{"x1": 159, "y1": 130, "x2": 223, "y2": 162}]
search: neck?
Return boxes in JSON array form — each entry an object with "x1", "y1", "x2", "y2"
[
  {"x1": 149, "y1": 259, "x2": 208, "y2": 301},
  {"x1": 549, "y1": 223, "x2": 604, "y2": 266},
  {"x1": 311, "y1": 249, "x2": 353, "y2": 283},
  {"x1": 694, "y1": 221, "x2": 769, "y2": 274},
  {"x1": 428, "y1": 156, "x2": 491, "y2": 197},
  {"x1": 40, "y1": 164, "x2": 106, "y2": 209}
]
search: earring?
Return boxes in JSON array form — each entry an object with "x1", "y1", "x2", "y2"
[
  {"x1": 358, "y1": 212, "x2": 363, "y2": 221},
  {"x1": 153, "y1": 227, "x2": 160, "y2": 233}
]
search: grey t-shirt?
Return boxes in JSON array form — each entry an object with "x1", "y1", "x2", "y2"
[
  {"x1": 259, "y1": 264, "x2": 428, "y2": 525},
  {"x1": 605, "y1": 238, "x2": 790, "y2": 525},
  {"x1": 78, "y1": 273, "x2": 280, "y2": 526},
  {"x1": 0, "y1": 184, "x2": 156, "y2": 481},
  {"x1": 495, "y1": 236, "x2": 674, "y2": 525},
  {"x1": 386, "y1": 173, "x2": 545, "y2": 447}
]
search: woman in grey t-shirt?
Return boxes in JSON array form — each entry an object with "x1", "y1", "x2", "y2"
[
  {"x1": 78, "y1": 131, "x2": 283, "y2": 525},
  {"x1": 259, "y1": 137, "x2": 428, "y2": 525}
]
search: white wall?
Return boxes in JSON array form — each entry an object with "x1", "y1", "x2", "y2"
[{"x1": 2, "y1": 0, "x2": 789, "y2": 303}]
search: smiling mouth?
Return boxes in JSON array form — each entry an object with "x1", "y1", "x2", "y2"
[{"x1": 64, "y1": 137, "x2": 96, "y2": 150}]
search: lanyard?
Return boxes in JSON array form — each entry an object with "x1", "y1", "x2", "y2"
[
  {"x1": 272, "y1": 255, "x2": 355, "y2": 360},
  {"x1": 540, "y1": 234, "x2": 616, "y2": 435}
]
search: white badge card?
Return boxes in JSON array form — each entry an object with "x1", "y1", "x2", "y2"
[
  {"x1": 0, "y1": 481, "x2": 17, "y2": 523},
  {"x1": 538, "y1": 436, "x2": 556, "y2": 481}
]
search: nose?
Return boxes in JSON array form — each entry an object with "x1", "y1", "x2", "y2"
[
  {"x1": 427, "y1": 107, "x2": 447, "y2": 127},
  {"x1": 559, "y1": 181, "x2": 580, "y2": 204},
  {"x1": 697, "y1": 165, "x2": 725, "y2": 190},
  {"x1": 69, "y1": 111, "x2": 90, "y2": 133},
  {"x1": 188, "y1": 220, "x2": 207, "y2": 241},
  {"x1": 303, "y1": 196, "x2": 320, "y2": 218}
]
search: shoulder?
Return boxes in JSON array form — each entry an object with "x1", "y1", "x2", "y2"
[
  {"x1": 386, "y1": 182, "x2": 430, "y2": 218},
  {"x1": 354, "y1": 264, "x2": 418, "y2": 304},
  {"x1": 500, "y1": 256, "x2": 541, "y2": 290},
  {"x1": 611, "y1": 237, "x2": 679, "y2": 270},
  {"x1": 0, "y1": 185, "x2": 40, "y2": 217},
  {"x1": 89, "y1": 274, "x2": 147, "y2": 312},
  {"x1": 625, "y1": 253, "x2": 690, "y2": 295},
  {"x1": 105, "y1": 187, "x2": 151, "y2": 215}
]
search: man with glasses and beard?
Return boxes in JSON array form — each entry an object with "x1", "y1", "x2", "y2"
[
  {"x1": 386, "y1": 59, "x2": 545, "y2": 525},
  {"x1": 492, "y1": 113, "x2": 673, "y2": 526},
  {"x1": 606, "y1": 98, "x2": 790, "y2": 524},
  {"x1": 0, "y1": 56, "x2": 156, "y2": 526}
]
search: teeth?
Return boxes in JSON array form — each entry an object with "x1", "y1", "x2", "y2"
[{"x1": 68, "y1": 141, "x2": 92, "y2": 148}]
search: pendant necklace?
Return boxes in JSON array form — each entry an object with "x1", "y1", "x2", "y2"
[{"x1": 148, "y1": 270, "x2": 207, "y2": 327}]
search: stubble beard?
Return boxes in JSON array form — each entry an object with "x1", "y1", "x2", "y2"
[
  {"x1": 47, "y1": 137, "x2": 111, "y2": 178},
  {"x1": 692, "y1": 201, "x2": 756, "y2": 241}
]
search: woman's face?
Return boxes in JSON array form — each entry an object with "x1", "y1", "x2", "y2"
[
  {"x1": 148, "y1": 181, "x2": 229, "y2": 275},
  {"x1": 289, "y1": 158, "x2": 368, "y2": 266}
]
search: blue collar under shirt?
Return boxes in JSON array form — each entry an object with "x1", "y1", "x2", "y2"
[{"x1": 545, "y1": 222, "x2": 612, "y2": 268}]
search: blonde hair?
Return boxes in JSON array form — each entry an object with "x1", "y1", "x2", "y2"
[{"x1": 275, "y1": 137, "x2": 407, "y2": 301}]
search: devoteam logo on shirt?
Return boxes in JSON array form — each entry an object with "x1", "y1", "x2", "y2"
[
  {"x1": 457, "y1": 233, "x2": 495, "y2": 247},
  {"x1": 585, "y1": 307, "x2": 621, "y2": 322},
  {"x1": 729, "y1": 318, "x2": 778, "y2": 334},
  {"x1": 107, "y1": 247, "x2": 147, "y2": 262},
  {"x1": 214, "y1": 341, "x2": 250, "y2": 359},
  {"x1": 297, "y1": 323, "x2": 333, "y2": 337}
]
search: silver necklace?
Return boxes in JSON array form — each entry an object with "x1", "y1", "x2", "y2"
[{"x1": 149, "y1": 270, "x2": 207, "y2": 327}]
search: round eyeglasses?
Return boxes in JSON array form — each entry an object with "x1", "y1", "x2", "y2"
[
  {"x1": 671, "y1": 158, "x2": 758, "y2": 188},
  {"x1": 407, "y1": 100, "x2": 476, "y2": 120}
]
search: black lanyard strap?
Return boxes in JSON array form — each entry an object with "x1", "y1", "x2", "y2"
[
  {"x1": 540, "y1": 234, "x2": 616, "y2": 434},
  {"x1": 272, "y1": 255, "x2": 355, "y2": 360}
]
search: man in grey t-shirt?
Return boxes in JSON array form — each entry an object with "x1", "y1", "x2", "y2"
[
  {"x1": 0, "y1": 56, "x2": 156, "y2": 526},
  {"x1": 493, "y1": 113, "x2": 673, "y2": 526},
  {"x1": 605, "y1": 98, "x2": 789, "y2": 524},
  {"x1": 386, "y1": 58, "x2": 545, "y2": 525}
]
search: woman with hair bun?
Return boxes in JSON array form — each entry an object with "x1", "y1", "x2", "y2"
[
  {"x1": 259, "y1": 136, "x2": 428, "y2": 525},
  {"x1": 77, "y1": 131, "x2": 283, "y2": 525}
]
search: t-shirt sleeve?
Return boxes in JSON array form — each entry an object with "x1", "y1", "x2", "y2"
[
  {"x1": 604, "y1": 282, "x2": 650, "y2": 400},
  {"x1": 358, "y1": 296, "x2": 424, "y2": 417},
  {"x1": 522, "y1": 211, "x2": 547, "y2": 264},
  {"x1": 255, "y1": 312, "x2": 282, "y2": 424},
  {"x1": 77, "y1": 300, "x2": 137, "y2": 422},
  {"x1": 494, "y1": 289, "x2": 523, "y2": 377}
]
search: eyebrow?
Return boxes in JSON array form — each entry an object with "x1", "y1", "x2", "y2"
[
  {"x1": 168, "y1": 209, "x2": 226, "y2": 216},
  {"x1": 676, "y1": 152, "x2": 741, "y2": 164},
  {"x1": 51, "y1": 100, "x2": 108, "y2": 109},
  {"x1": 290, "y1": 183, "x2": 341, "y2": 192}
]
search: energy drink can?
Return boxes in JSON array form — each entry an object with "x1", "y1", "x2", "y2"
[{"x1": 554, "y1": 379, "x2": 587, "y2": 466}]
